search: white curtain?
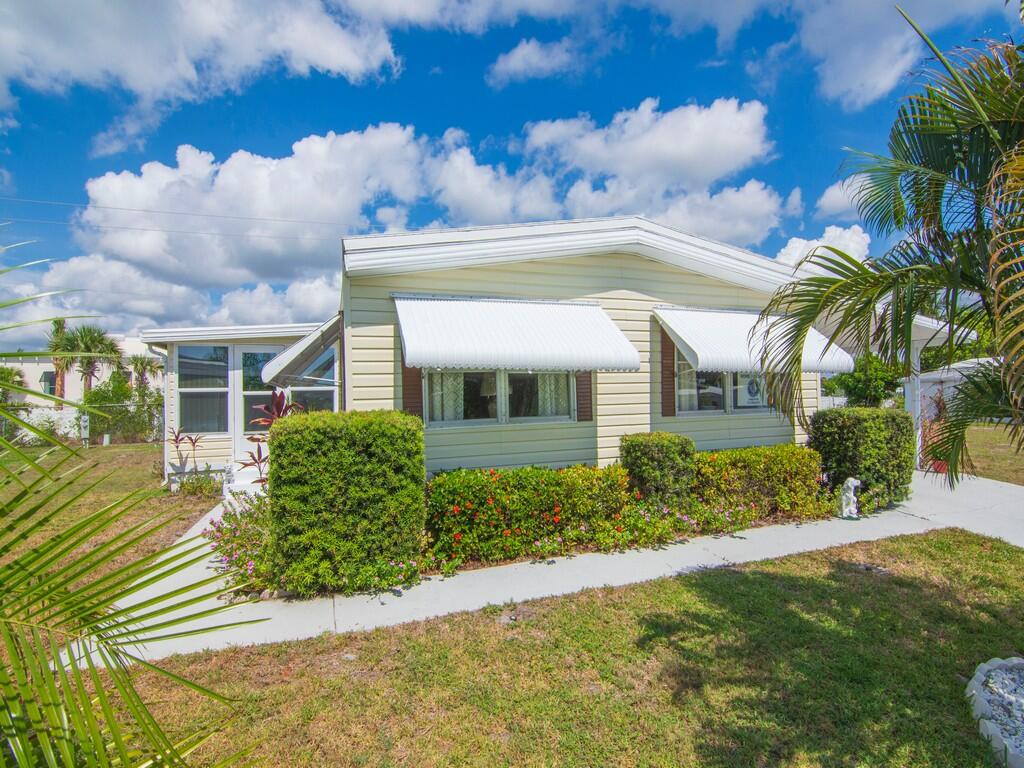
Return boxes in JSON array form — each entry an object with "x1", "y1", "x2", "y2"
[
  {"x1": 538, "y1": 373, "x2": 570, "y2": 417},
  {"x1": 429, "y1": 372, "x2": 464, "y2": 421},
  {"x1": 676, "y1": 359, "x2": 698, "y2": 412}
]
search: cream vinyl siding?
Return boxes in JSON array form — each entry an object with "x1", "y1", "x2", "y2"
[{"x1": 346, "y1": 252, "x2": 821, "y2": 471}]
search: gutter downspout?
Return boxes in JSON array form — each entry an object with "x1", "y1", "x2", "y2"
[{"x1": 905, "y1": 341, "x2": 924, "y2": 467}]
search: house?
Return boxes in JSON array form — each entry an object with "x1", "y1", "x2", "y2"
[
  {"x1": 145, "y1": 216, "x2": 878, "y2": 478},
  {"x1": 7, "y1": 335, "x2": 164, "y2": 407}
]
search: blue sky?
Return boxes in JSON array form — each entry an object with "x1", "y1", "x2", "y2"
[{"x1": 0, "y1": 1, "x2": 1015, "y2": 347}]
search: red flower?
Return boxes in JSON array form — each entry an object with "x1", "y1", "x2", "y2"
[
  {"x1": 454, "y1": 532, "x2": 462, "y2": 541},
  {"x1": 503, "y1": 529, "x2": 511, "y2": 536},
  {"x1": 487, "y1": 497, "x2": 495, "y2": 505},
  {"x1": 554, "y1": 504, "x2": 561, "y2": 514},
  {"x1": 635, "y1": 491, "x2": 642, "y2": 500},
  {"x1": 553, "y1": 515, "x2": 561, "y2": 523},
  {"x1": 452, "y1": 505, "x2": 460, "y2": 514},
  {"x1": 615, "y1": 525, "x2": 623, "y2": 532},
  {"x1": 613, "y1": 513, "x2": 621, "y2": 520},
  {"x1": 466, "y1": 501, "x2": 473, "y2": 509}
]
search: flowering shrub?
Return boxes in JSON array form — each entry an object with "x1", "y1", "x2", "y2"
[
  {"x1": 205, "y1": 492, "x2": 275, "y2": 592},
  {"x1": 427, "y1": 464, "x2": 697, "y2": 565},
  {"x1": 691, "y1": 443, "x2": 833, "y2": 521}
]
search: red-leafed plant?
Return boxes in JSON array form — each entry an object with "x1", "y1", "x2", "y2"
[
  {"x1": 239, "y1": 441, "x2": 270, "y2": 484},
  {"x1": 248, "y1": 390, "x2": 304, "y2": 444},
  {"x1": 167, "y1": 427, "x2": 204, "y2": 472}
]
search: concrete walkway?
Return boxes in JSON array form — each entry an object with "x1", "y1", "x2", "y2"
[{"x1": 127, "y1": 471, "x2": 1024, "y2": 661}]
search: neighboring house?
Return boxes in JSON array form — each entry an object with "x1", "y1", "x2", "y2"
[
  {"x1": 146, "y1": 217, "x2": 866, "y2": 477},
  {"x1": 7, "y1": 335, "x2": 165, "y2": 406},
  {"x1": 905, "y1": 358, "x2": 994, "y2": 420}
]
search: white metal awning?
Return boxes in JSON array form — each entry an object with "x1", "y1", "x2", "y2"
[
  {"x1": 393, "y1": 293, "x2": 640, "y2": 372},
  {"x1": 654, "y1": 306, "x2": 854, "y2": 373},
  {"x1": 261, "y1": 314, "x2": 342, "y2": 385}
]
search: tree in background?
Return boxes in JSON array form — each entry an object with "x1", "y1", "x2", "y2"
[
  {"x1": 45, "y1": 318, "x2": 75, "y2": 408},
  {"x1": 70, "y1": 324, "x2": 121, "y2": 394},
  {"x1": 127, "y1": 352, "x2": 163, "y2": 391},
  {"x1": 826, "y1": 355, "x2": 903, "y2": 407},
  {"x1": 0, "y1": 365, "x2": 25, "y2": 406}
]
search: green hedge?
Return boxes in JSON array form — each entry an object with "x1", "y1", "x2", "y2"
[
  {"x1": 692, "y1": 443, "x2": 832, "y2": 523},
  {"x1": 267, "y1": 410, "x2": 425, "y2": 596},
  {"x1": 808, "y1": 407, "x2": 915, "y2": 512},
  {"x1": 620, "y1": 431, "x2": 695, "y2": 508}
]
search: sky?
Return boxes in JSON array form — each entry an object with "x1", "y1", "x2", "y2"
[{"x1": 0, "y1": 0, "x2": 1016, "y2": 348}]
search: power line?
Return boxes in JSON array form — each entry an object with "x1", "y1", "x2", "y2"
[
  {"x1": 0, "y1": 194, "x2": 345, "y2": 227},
  {"x1": 0, "y1": 216, "x2": 345, "y2": 243}
]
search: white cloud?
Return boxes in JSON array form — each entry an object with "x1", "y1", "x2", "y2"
[
  {"x1": 4, "y1": 92, "x2": 794, "y2": 345},
  {"x1": 486, "y1": 37, "x2": 578, "y2": 88},
  {"x1": 526, "y1": 97, "x2": 773, "y2": 192},
  {"x1": 0, "y1": 0, "x2": 399, "y2": 154},
  {"x1": 775, "y1": 224, "x2": 871, "y2": 268},
  {"x1": 815, "y1": 176, "x2": 863, "y2": 221}
]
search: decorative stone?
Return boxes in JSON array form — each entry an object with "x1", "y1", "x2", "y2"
[
  {"x1": 966, "y1": 657, "x2": 1024, "y2": 766},
  {"x1": 839, "y1": 477, "x2": 861, "y2": 519}
]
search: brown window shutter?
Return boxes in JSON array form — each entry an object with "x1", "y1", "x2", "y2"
[
  {"x1": 402, "y1": 364, "x2": 423, "y2": 418},
  {"x1": 575, "y1": 371, "x2": 594, "y2": 421},
  {"x1": 660, "y1": 327, "x2": 676, "y2": 417}
]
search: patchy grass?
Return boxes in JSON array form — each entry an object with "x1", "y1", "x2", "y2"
[
  {"x1": 140, "y1": 529, "x2": 1021, "y2": 767},
  {"x1": 0, "y1": 442, "x2": 214, "y2": 572},
  {"x1": 967, "y1": 424, "x2": 1023, "y2": 485}
]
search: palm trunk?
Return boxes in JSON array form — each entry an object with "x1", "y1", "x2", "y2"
[{"x1": 55, "y1": 369, "x2": 65, "y2": 411}]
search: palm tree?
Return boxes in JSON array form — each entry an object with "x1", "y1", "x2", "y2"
[
  {"x1": 0, "y1": 247, "x2": 249, "y2": 764},
  {"x1": 0, "y1": 365, "x2": 24, "y2": 406},
  {"x1": 755, "y1": 11, "x2": 1023, "y2": 484},
  {"x1": 45, "y1": 318, "x2": 75, "y2": 409},
  {"x1": 127, "y1": 353, "x2": 163, "y2": 391},
  {"x1": 70, "y1": 324, "x2": 121, "y2": 394}
]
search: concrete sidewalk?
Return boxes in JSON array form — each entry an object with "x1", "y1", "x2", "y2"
[{"x1": 127, "y1": 471, "x2": 1024, "y2": 661}]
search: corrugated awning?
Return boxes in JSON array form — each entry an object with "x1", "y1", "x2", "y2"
[
  {"x1": 394, "y1": 293, "x2": 640, "y2": 372},
  {"x1": 654, "y1": 306, "x2": 854, "y2": 373},
  {"x1": 261, "y1": 314, "x2": 342, "y2": 386}
]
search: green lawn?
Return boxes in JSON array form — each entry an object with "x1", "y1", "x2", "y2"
[
  {"x1": 0, "y1": 442, "x2": 215, "y2": 573},
  {"x1": 967, "y1": 424, "x2": 1024, "y2": 485},
  {"x1": 136, "y1": 529, "x2": 1021, "y2": 767}
]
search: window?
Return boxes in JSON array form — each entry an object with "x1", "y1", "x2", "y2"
[
  {"x1": 733, "y1": 372, "x2": 769, "y2": 409},
  {"x1": 178, "y1": 345, "x2": 229, "y2": 432},
  {"x1": 676, "y1": 358, "x2": 724, "y2": 412},
  {"x1": 289, "y1": 345, "x2": 337, "y2": 413},
  {"x1": 428, "y1": 371, "x2": 497, "y2": 423},
  {"x1": 508, "y1": 372, "x2": 571, "y2": 419},
  {"x1": 241, "y1": 350, "x2": 278, "y2": 433},
  {"x1": 39, "y1": 371, "x2": 56, "y2": 396},
  {"x1": 426, "y1": 370, "x2": 574, "y2": 425}
]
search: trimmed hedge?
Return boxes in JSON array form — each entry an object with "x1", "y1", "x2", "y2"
[
  {"x1": 809, "y1": 407, "x2": 915, "y2": 512},
  {"x1": 692, "y1": 443, "x2": 832, "y2": 522},
  {"x1": 267, "y1": 410, "x2": 425, "y2": 596},
  {"x1": 620, "y1": 431, "x2": 695, "y2": 507}
]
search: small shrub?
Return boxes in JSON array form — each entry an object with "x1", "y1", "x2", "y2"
[
  {"x1": 691, "y1": 443, "x2": 833, "y2": 522},
  {"x1": 267, "y1": 410, "x2": 425, "y2": 597},
  {"x1": 176, "y1": 465, "x2": 221, "y2": 497},
  {"x1": 620, "y1": 431, "x2": 695, "y2": 507},
  {"x1": 809, "y1": 407, "x2": 915, "y2": 512},
  {"x1": 206, "y1": 492, "x2": 275, "y2": 592}
]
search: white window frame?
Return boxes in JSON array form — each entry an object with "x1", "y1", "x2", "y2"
[
  {"x1": 423, "y1": 369, "x2": 577, "y2": 428},
  {"x1": 176, "y1": 343, "x2": 231, "y2": 436},
  {"x1": 673, "y1": 349, "x2": 774, "y2": 417},
  {"x1": 287, "y1": 341, "x2": 341, "y2": 413}
]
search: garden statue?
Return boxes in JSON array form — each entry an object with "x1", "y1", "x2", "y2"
[{"x1": 840, "y1": 477, "x2": 861, "y2": 519}]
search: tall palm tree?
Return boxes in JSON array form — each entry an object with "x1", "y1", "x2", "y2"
[
  {"x1": 755, "y1": 12, "x2": 1024, "y2": 484},
  {"x1": 45, "y1": 318, "x2": 75, "y2": 409},
  {"x1": 127, "y1": 353, "x2": 163, "y2": 391},
  {"x1": 70, "y1": 324, "x2": 121, "y2": 394}
]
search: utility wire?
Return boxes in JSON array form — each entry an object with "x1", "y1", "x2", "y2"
[
  {"x1": 0, "y1": 216, "x2": 345, "y2": 242},
  {"x1": 0, "y1": 194, "x2": 345, "y2": 227}
]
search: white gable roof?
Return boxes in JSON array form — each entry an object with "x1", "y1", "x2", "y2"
[{"x1": 342, "y1": 216, "x2": 799, "y2": 294}]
